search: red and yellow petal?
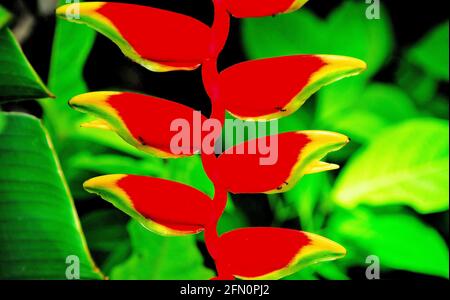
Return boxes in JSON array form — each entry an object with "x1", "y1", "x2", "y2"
[
  {"x1": 216, "y1": 131, "x2": 349, "y2": 194},
  {"x1": 224, "y1": 0, "x2": 308, "y2": 18},
  {"x1": 217, "y1": 227, "x2": 346, "y2": 280},
  {"x1": 56, "y1": 2, "x2": 210, "y2": 72},
  {"x1": 69, "y1": 91, "x2": 207, "y2": 158},
  {"x1": 220, "y1": 55, "x2": 367, "y2": 120},
  {"x1": 83, "y1": 175, "x2": 213, "y2": 236}
]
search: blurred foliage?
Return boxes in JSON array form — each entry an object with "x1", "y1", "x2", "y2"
[
  {"x1": 243, "y1": 0, "x2": 449, "y2": 279},
  {"x1": 109, "y1": 221, "x2": 214, "y2": 280},
  {"x1": 334, "y1": 119, "x2": 449, "y2": 214}
]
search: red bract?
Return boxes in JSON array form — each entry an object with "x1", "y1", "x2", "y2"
[
  {"x1": 56, "y1": 2, "x2": 210, "y2": 72},
  {"x1": 221, "y1": 55, "x2": 366, "y2": 120},
  {"x1": 217, "y1": 227, "x2": 346, "y2": 279},
  {"x1": 58, "y1": 0, "x2": 366, "y2": 280},
  {"x1": 224, "y1": 0, "x2": 309, "y2": 18},
  {"x1": 69, "y1": 91, "x2": 209, "y2": 157},
  {"x1": 216, "y1": 131, "x2": 348, "y2": 194},
  {"x1": 83, "y1": 175, "x2": 212, "y2": 236}
]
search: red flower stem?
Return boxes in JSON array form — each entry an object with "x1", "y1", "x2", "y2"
[{"x1": 201, "y1": 0, "x2": 232, "y2": 279}]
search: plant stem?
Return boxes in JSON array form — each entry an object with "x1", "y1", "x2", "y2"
[{"x1": 201, "y1": 0, "x2": 232, "y2": 279}]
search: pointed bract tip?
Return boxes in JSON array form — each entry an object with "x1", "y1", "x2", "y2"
[
  {"x1": 285, "y1": 0, "x2": 309, "y2": 13},
  {"x1": 56, "y1": 2, "x2": 105, "y2": 19},
  {"x1": 319, "y1": 55, "x2": 368, "y2": 74},
  {"x1": 303, "y1": 130, "x2": 350, "y2": 148},
  {"x1": 305, "y1": 232, "x2": 347, "y2": 258},
  {"x1": 69, "y1": 91, "x2": 119, "y2": 110},
  {"x1": 83, "y1": 174, "x2": 126, "y2": 193}
]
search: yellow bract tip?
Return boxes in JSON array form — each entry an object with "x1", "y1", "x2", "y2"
[
  {"x1": 80, "y1": 119, "x2": 112, "y2": 130},
  {"x1": 56, "y1": 2, "x2": 106, "y2": 19},
  {"x1": 69, "y1": 91, "x2": 119, "y2": 110},
  {"x1": 305, "y1": 161, "x2": 340, "y2": 175},
  {"x1": 303, "y1": 130, "x2": 350, "y2": 148},
  {"x1": 319, "y1": 55, "x2": 368, "y2": 74},
  {"x1": 83, "y1": 174, "x2": 125, "y2": 192},
  {"x1": 285, "y1": 0, "x2": 309, "y2": 14},
  {"x1": 305, "y1": 232, "x2": 347, "y2": 258}
]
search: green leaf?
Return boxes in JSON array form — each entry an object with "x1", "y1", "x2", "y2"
[
  {"x1": 48, "y1": 0, "x2": 95, "y2": 102},
  {"x1": 166, "y1": 155, "x2": 215, "y2": 199},
  {"x1": 42, "y1": 0, "x2": 95, "y2": 141},
  {"x1": 324, "y1": 83, "x2": 418, "y2": 142},
  {"x1": 110, "y1": 221, "x2": 214, "y2": 279},
  {"x1": 284, "y1": 172, "x2": 332, "y2": 231},
  {"x1": 396, "y1": 62, "x2": 438, "y2": 105},
  {"x1": 333, "y1": 118, "x2": 449, "y2": 214},
  {"x1": 0, "y1": 28, "x2": 53, "y2": 102},
  {"x1": 326, "y1": 1, "x2": 393, "y2": 78},
  {"x1": 68, "y1": 152, "x2": 165, "y2": 177},
  {"x1": 327, "y1": 208, "x2": 449, "y2": 278},
  {"x1": 408, "y1": 21, "x2": 449, "y2": 81},
  {"x1": 242, "y1": 9, "x2": 327, "y2": 59},
  {"x1": 0, "y1": 5, "x2": 11, "y2": 29},
  {"x1": 0, "y1": 112, "x2": 102, "y2": 279}
]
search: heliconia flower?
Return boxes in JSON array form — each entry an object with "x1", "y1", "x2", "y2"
[
  {"x1": 220, "y1": 55, "x2": 367, "y2": 120},
  {"x1": 69, "y1": 91, "x2": 208, "y2": 158},
  {"x1": 56, "y1": 2, "x2": 211, "y2": 72},
  {"x1": 216, "y1": 131, "x2": 349, "y2": 194},
  {"x1": 83, "y1": 175, "x2": 213, "y2": 236},
  {"x1": 224, "y1": 0, "x2": 309, "y2": 18},
  {"x1": 217, "y1": 227, "x2": 346, "y2": 279}
]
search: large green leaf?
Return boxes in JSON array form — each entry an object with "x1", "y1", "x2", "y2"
[
  {"x1": 110, "y1": 221, "x2": 214, "y2": 280},
  {"x1": 333, "y1": 118, "x2": 449, "y2": 214},
  {"x1": 327, "y1": 208, "x2": 449, "y2": 278},
  {"x1": 407, "y1": 21, "x2": 449, "y2": 81},
  {"x1": 0, "y1": 112, "x2": 102, "y2": 279},
  {"x1": 0, "y1": 28, "x2": 53, "y2": 102}
]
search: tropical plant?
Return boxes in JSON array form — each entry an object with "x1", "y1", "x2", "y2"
[
  {"x1": 0, "y1": 0, "x2": 447, "y2": 281},
  {"x1": 55, "y1": 0, "x2": 367, "y2": 279}
]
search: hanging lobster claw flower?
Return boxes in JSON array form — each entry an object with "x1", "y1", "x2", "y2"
[
  {"x1": 220, "y1": 55, "x2": 367, "y2": 120},
  {"x1": 217, "y1": 227, "x2": 346, "y2": 279},
  {"x1": 56, "y1": 2, "x2": 211, "y2": 72},
  {"x1": 84, "y1": 175, "x2": 213, "y2": 236},
  {"x1": 216, "y1": 131, "x2": 349, "y2": 194},
  {"x1": 224, "y1": 0, "x2": 309, "y2": 18},
  {"x1": 69, "y1": 91, "x2": 208, "y2": 158}
]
